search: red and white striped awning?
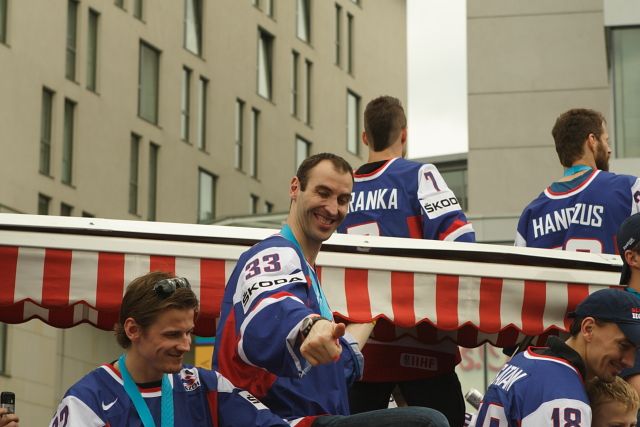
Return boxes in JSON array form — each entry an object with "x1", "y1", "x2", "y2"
[{"x1": 0, "y1": 214, "x2": 623, "y2": 347}]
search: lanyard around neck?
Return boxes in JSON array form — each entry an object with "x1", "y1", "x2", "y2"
[
  {"x1": 563, "y1": 164, "x2": 592, "y2": 177},
  {"x1": 280, "y1": 225, "x2": 334, "y2": 320},
  {"x1": 118, "y1": 354, "x2": 174, "y2": 427}
]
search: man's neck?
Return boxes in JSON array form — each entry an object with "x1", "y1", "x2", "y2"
[
  {"x1": 628, "y1": 274, "x2": 640, "y2": 293},
  {"x1": 563, "y1": 336, "x2": 591, "y2": 379},
  {"x1": 367, "y1": 143, "x2": 402, "y2": 163},
  {"x1": 119, "y1": 350, "x2": 163, "y2": 384},
  {"x1": 286, "y1": 220, "x2": 320, "y2": 265},
  {"x1": 558, "y1": 160, "x2": 596, "y2": 182}
]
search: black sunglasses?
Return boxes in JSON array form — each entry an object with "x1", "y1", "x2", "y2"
[{"x1": 153, "y1": 277, "x2": 191, "y2": 299}]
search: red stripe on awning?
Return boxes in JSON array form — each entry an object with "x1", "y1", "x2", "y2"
[
  {"x1": 96, "y1": 252, "x2": 125, "y2": 311},
  {"x1": 391, "y1": 271, "x2": 415, "y2": 327},
  {"x1": 479, "y1": 277, "x2": 502, "y2": 332},
  {"x1": 198, "y1": 259, "x2": 226, "y2": 336},
  {"x1": 344, "y1": 268, "x2": 371, "y2": 321},
  {"x1": 150, "y1": 256, "x2": 175, "y2": 273},
  {"x1": 565, "y1": 283, "x2": 590, "y2": 330},
  {"x1": 522, "y1": 280, "x2": 546, "y2": 334},
  {"x1": 42, "y1": 249, "x2": 72, "y2": 306},
  {"x1": 436, "y1": 275, "x2": 459, "y2": 329},
  {"x1": 0, "y1": 246, "x2": 18, "y2": 305}
]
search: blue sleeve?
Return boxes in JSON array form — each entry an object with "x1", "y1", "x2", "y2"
[
  {"x1": 339, "y1": 333, "x2": 364, "y2": 386},
  {"x1": 417, "y1": 163, "x2": 475, "y2": 242}
]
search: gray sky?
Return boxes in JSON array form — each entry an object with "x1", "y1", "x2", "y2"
[{"x1": 406, "y1": 0, "x2": 467, "y2": 159}]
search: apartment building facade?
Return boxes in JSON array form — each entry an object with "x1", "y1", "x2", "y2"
[{"x1": 0, "y1": 0, "x2": 407, "y2": 423}]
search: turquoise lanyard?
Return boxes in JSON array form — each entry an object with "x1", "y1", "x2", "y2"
[
  {"x1": 280, "y1": 224, "x2": 334, "y2": 320},
  {"x1": 626, "y1": 287, "x2": 640, "y2": 299},
  {"x1": 563, "y1": 164, "x2": 592, "y2": 177},
  {"x1": 117, "y1": 354, "x2": 174, "y2": 427}
]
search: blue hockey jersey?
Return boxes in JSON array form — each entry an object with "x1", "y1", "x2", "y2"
[
  {"x1": 212, "y1": 231, "x2": 364, "y2": 420},
  {"x1": 338, "y1": 158, "x2": 475, "y2": 242},
  {"x1": 516, "y1": 169, "x2": 640, "y2": 254},
  {"x1": 48, "y1": 364, "x2": 312, "y2": 427},
  {"x1": 337, "y1": 157, "x2": 473, "y2": 381},
  {"x1": 474, "y1": 343, "x2": 591, "y2": 427}
]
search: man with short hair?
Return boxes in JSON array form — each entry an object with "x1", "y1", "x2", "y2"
[
  {"x1": 214, "y1": 153, "x2": 449, "y2": 426},
  {"x1": 516, "y1": 108, "x2": 640, "y2": 253},
  {"x1": 338, "y1": 95, "x2": 474, "y2": 427},
  {"x1": 49, "y1": 271, "x2": 311, "y2": 426},
  {"x1": 474, "y1": 288, "x2": 640, "y2": 426}
]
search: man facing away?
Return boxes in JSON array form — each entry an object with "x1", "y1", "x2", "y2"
[
  {"x1": 49, "y1": 271, "x2": 313, "y2": 427},
  {"x1": 338, "y1": 95, "x2": 475, "y2": 427},
  {"x1": 474, "y1": 288, "x2": 640, "y2": 426},
  {"x1": 213, "y1": 153, "x2": 449, "y2": 426},
  {"x1": 516, "y1": 108, "x2": 640, "y2": 254}
]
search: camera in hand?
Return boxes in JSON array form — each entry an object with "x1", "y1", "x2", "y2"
[{"x1": 0, "y1": 392, "x2": 15, "y2": 414}]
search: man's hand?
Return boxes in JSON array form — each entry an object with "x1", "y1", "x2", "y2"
[
  {"x1": 0, "y1": 408, "x2": 19, "y2": 427},
  {"x1": 300, "y1": 319, "x2": 345, "y2": 366}
]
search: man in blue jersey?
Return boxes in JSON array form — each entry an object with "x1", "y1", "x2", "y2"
[
  {"x1": 338, "y1": 95, "x2": 474, "y2": 427},
  {"x1": 213, "y1": 153, "x2": 449, "y2": 426},
  {"x1": 49, "y1": 271, "x2": 314, "y2": 427},
  {"x1": 516, "y1": 108, "x2": 640, "y2": 254},
  {"x1": 474, "y1": 288, "x2": 640, "y2": 427}
]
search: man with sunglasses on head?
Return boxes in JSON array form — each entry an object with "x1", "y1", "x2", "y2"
[
  {"x1": 213, "y1": 153, "x2": 448, "y2": 426},
  {"x1": 49, "y1": 271, "x2": 315, "y2": 427}
]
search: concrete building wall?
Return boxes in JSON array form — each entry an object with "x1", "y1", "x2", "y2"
[{"x1": 0, "y1": 1, "x2": 407, "y2": 424}]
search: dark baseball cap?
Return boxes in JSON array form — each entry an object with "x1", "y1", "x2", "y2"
[
  {"x1": 617, "y1": 213, "x2": 640, "y2": 285},
  {"x1": 569, "y1": 288, "x2": 640, "y2": 346}
]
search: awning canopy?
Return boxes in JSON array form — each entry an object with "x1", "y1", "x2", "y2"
[{"x1": 0, "y1": 214, "x2": 623, "y2": 348}]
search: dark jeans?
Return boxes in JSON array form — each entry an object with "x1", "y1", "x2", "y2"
[
  {"x1": 312, "y1": 407, "x2": 449, "y2": 427},
  {"x1": 348, "y1": 372, "x2": 465, "y2": 427}
]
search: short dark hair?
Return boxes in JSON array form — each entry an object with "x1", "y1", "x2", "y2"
[
  {"x1": 296, "y1": 153, "x2": 353, "y2": 191},
  {"x1": 114, "y1": 271, "x2": 199, "y2": 348},
  {"x1": 364, "y1": 96, "x2": 407, "y2": 152},
  {"x1": 552, "y1": 108, "x2": 606, "y2": 167}
]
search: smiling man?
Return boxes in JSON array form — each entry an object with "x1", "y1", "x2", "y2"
[
  {"x1": 214, "y1": 153, "x2": 449, "y2": 426},
  {"x1": 474, "y1": 288, "x2": 640, "y2": 427},
  {"x1": 49, "y1": 271, "x2": 312, "y2": 427}
]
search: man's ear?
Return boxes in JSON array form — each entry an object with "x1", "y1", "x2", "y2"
[
  {"x1": 290, "y1": 176, "x2": 301, "y2": 200},
  {"x1": 124, "y1": 317, "x2": 142, "y2": 343},
  {"x1": 401, "y1": 127, "x2": 407, "y2": 144},
  {"x1": 581, "y1": 317, "x2": 596, "y2": 342},
  {"x1": 362, "y1": 131, "x2": 369, "y2": 147},
  {"x1": 625, "y1": 250, "x2": 640, "y2": 269}
]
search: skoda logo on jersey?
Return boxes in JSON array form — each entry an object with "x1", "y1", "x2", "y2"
[
  {"x1": 241, "y1": 275, "x2": 303, "y2": 307},
  {"x1": 423, "y1": 197, "x2": 459, "y2": 213},
  {"x1": 180, "y1": 368, "x2": 201, "y2": 391}
]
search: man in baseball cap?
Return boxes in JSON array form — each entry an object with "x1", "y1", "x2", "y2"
[
  {"x1": 475, "y1": 288, "x2": 640, "y2": 426},
  {"x1": 617, "y1": 212, "x2": 640, "y2": 286}
]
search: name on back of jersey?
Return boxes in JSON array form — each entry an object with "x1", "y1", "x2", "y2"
[
  {"x1": 490, "y1": 364, "x2": 528, "y2": 392},
  {"x1": 349, "y1": 188, "x2": 398, "y2": 213},
  {"x1": 531, "y1": 203, "x2": 604, "y2": 239}
]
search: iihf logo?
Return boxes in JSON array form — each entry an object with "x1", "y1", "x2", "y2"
[
  {"x1": 180, "y1": 368, "x2": 201, "y2": 391},
  {"x1": 631, "y1": 307, "x2": 640, "y2": 320}
]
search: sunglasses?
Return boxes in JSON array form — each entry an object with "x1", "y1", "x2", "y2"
[{"x1": 153, "y1": 277, "x2": 191, "y2": 299}]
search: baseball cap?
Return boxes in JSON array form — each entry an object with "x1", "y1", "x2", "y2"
[
  {"x1": 569, "y1": 288, "x2": 640, "y2": 347},
  {"x1": 617, "y1": 213, "x2": 640, "y2": 285}
]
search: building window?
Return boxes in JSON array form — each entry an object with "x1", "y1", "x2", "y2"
[
  {"x1": 62, "y1": 99, "x2": 76, "y2": 185},
  {"x1": 129, "y1": 133, "x2": 140, "y2": 214},
  {"x1": 611, "y1": 27, "x2": 640, "y2": 158},
  {"x1": 134, "y1": 0, "x2": 143, "y2": 20},
  {"x1": 0, "y1": 0, "x2": 8, "y2": 44},
  {"x1": 60, "y1": 203, "x2": 73, "y2": 216},
  {"x1": 350, "y1": 0, "x2": 360, "y2": 5},
  {"x1": 296, "y1": 135, "x2": 311, "y2": 169},
  {"x1": 115, "y1": 0, "x2": 125, "y2": 9},
  {"x1": 347, "y1": 13, "x2": 354, "y2": 74},
  {"x1": 38, "y1": 194, "x2": 51, "y2": 215},
  {"x1": 138, "y1": 41, "x2": 160, "y2": 124},
  {"x1": 198, "y1": 169, "x2": 216, "y2": 223},
  {"x1": 347, "y1": 90, "x2": 360, "y2": 154},
  {"x1": 184, "y1": 0, "x2": 202, "y2": 56},
  {"x1": 440, "y1": 168, "x2": 468, "y2": 212},
  {"x1": 291, "y1": 50, "x2": 299, "y2": 117},
  {"x1": 304, "y1": 59, "x2": 312, "y2": 125},
  {"x1": 66, "y1": 0, "x2": 79, "y2": 81},
  {"x1": 235, "y1": 99, "x2": 244, "y2": 170},
  {"x1": 181, "y1": 67, "x2": 192, "y2": 142},
  {"x1": 296, "y1": 0, "x2": 310, "y2": 43},
  {"x1": 82, "y1": 211, "x2": 94, "y2": 217},
  {"x1": 265, "y1": 201, "x2": 274, "y2": 213},
  {"x1": 265, "y1": 0, "x2": 274, "y2": 17},
  {"x1": 39, "y1": 88, "x2": 54, "y2": 176},
  {"x1": 148, "y1": 143, "x2": 159, "y2": 220},
  {"x1": 250, "y1": 194, "x2": 259, "y2": 214},
  {"x1": 335, "y1": 4, "x2": 342, "y2": 66},
  {"x1": 197, "y1": 76, "x2": 208, "y2": 150},
  {"x1": 250, "y1": 108, "x2": 259, "y2": 178},
  {"x1": 257, "y1": 29, "x2": 274, "y2": 100},
  {"x1": 86, "y1": 9, "x2": 100, "y2": 92}
]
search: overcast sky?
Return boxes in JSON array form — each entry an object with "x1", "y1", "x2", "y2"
[{"x1": 406, "y1": 0, "x2": 467, "y2": 160}]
